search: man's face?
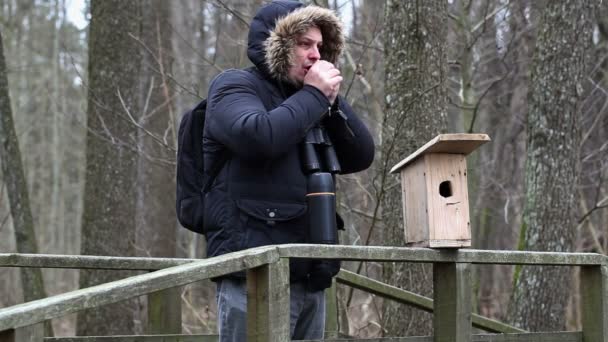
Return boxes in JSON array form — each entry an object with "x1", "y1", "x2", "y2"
[{"x1": 287, "y1": 26, "x2": 322, "y2": 86}]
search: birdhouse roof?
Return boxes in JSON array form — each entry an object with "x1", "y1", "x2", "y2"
[{"x1": 390, "y1": 133, "x2": 490, "y2": 174}]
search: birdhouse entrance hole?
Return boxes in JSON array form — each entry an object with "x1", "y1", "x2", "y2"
[{"x1": 439, "y1": 181, "x2": 453, "y2": 198}]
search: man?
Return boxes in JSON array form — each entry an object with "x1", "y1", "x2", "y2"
[{"x1": 203, "y1": 1, "x2": 374, "y2": 340}]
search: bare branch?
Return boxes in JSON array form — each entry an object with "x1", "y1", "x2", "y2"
[
  {"x1": 578, "y1": 167, "x2": 608, "y2": 225},
  {"x1": 0, "y1": 184, "x2": 10, "y2": 232},
  {"x1": 581, "y1": 77, "x2": 608, "y2": 149},
  {"x1": 116, "y1": 88, "x2": 176, "y2": 153},
  {"x1": 345, "y1": 38, "x2": 384, "y2": 53},
  {"x1": 141, "y1": 75, "x2": 155, "y2": 123},
  {"x1": 167, "y1": 21, "x2": 224, "y2": 74},
  {"x1": 210, "y1": 0, "x2": 250, "y2": 28},
  {"x1": 339, "y1": 202, "x2": 378, "y2": 220},
  {"x1": 156, "y1": 16, "x2": 177, "y2": 144},
  {"x1": 180, "y1": 287, "x2": 211, "y2": 330},
  {"x1": 472, "y1": 1, "x2": 511, "y2": 34}
]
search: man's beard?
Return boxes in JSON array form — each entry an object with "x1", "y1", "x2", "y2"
[{"x1": 286, "y1": 75, "x2": 304, "y2": 89}]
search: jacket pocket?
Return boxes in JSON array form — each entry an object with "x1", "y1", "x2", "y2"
[
  {"x1": 235, "y1": 199, "x2": 307, "y2": 224},
  {"x1": 235, "y1": 199, "x2": 308, "y2": 250}
]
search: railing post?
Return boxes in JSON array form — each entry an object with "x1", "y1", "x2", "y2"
[
  {"x1": 433, "y1": 262, "x2": 471, "y2": 342},
  {"x1": 147, "y1": 286, "x2": 182, "y2": 334},
  {"x1": 0, "y1": 324, "x2": 44, "y2": 342},
  {"x1": 581, "y1": 265, "x2": 608, "y2": 342},
  {"x1": 324, "y1": 278, "x2": 339, "y2": 339},
  {"x1": 0, "y1": 329, "x2": 13, "y2": 342},
  {"x1": 247, "y1": 257, "x2": 290, "y2": 342}
]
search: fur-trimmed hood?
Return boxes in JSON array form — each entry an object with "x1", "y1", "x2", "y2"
[{"x1": 247, "y1": 0, "x2": 344, "y2": 84}]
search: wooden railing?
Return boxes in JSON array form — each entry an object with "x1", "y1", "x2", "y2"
[{"x1": 0, "y1": 245, "x2": 606, "y2": 341}]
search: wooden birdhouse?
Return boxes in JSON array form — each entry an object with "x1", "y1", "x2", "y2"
[{"x1": 390, "y1": 134, "x2": 490, "y2": 248}]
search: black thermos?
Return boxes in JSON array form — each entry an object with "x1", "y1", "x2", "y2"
[{"x1": 306, "y1": 172, "x2": 337, "y2": 244}]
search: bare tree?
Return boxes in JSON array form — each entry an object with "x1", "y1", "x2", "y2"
[
  {"x1": 77, "y1": 0, "x2": 143, "y2": 335},
  {"x1": 3, "y1": 0, "x2": 607, "y2": 338},
  {"x1": 135, "y1": 0, "x2": 176, "y2": 264},
  {"x1": 507, "y1": 0, "x2": 596, "y2": 331},
  {"x1": 338, "y1": 0, "x2": 386, "y2": 337},
  {"x1": 447, "y1": 0, "x2": 533, "y2": 319},
  {"x1": 576, "y1": 0, "x2": 608, "y2": 257},
  {"x1": 0, "y1": 28, "x2": 54, "y2": 337},
  {"x1": 132, "y1": 0, "x2": 181, "y2": 333},
  {"x1": 380, "y1": 0, "x2": 448, "y2": 336}
]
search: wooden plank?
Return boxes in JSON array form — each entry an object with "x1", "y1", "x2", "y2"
[
  {"x1": 324, "y1": 279, "x2": 339, "y2": 339},
  {"x1": 390, "y1": 133, "x2": 490, "y2": 173},
  {"x1": 247, "y1": 258, "x2": 291, "y2": 342},
  {"x1": 42, "y1": 332, "x2": 583, "y2": 342},
  {"x1": 469, "y1": 331, "x2": 582, "y2": 341},
  {"x1": 581, "y1": 265, "x2": 608, "y2": 342},
  {"x1": 433, "y1": 263, "x2": 471, "y2": 342},
  {"x1": 426, "y1": 239, "x2": 470, "y2": 248},
  {"x1": 0, "y1": 246, "x2": 279, "y2": 332},
  {"x1": 2, "y1": 245, "x2": 605, "y2": 272},
  {"x1": 401, "y1": 157, "x2": 429, "y2": 246},
  {"x1": 425, "y1": 154, "x2": 471, "y2": 247},
  {"x1": 0, "y1": 324, "x2": 44, "y2": 342},
  {"x1": 337, "y1": 269, "x2": 433, "y2": 311},
  {"x1": 17, "y1": 324, "x2": 44, "y2": 342},
  {"x1": 336, "y1": 270, "x2": 524, "y2": 333},
  {"x1": 147, "y1": 287, "x2": 181, "y2": 334},
  {"x1": 0, "y1": 254, "x2": 192, "y2": 271},
  {"x1": 277, "y1": 244, "x2": 606, "y2": 265},
  {"x1": 300, "y1": 331, "x2": 582, "y2": 341},
  {"x1": 0, "y1": 329, "x2": 13, "y2": 342},
  {"x1": 44, "y1": 335, "x2": 218, "y2": 342}
]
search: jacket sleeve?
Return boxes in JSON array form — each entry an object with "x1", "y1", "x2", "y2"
[
  {"x1": 323, "y1": 96, "x2": 375, "y2": 174},
  {"x1": 206, "y1": 70, "x2": 330, "y2": 160}
]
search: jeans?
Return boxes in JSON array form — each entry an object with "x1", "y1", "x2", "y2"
[{"x1": 216, "y1": 278, "x2": 326, "y2": 341}]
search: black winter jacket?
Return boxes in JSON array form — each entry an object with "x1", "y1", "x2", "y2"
[{"x1": 202, "y1": 0, "x2": 375, "y2": 289}]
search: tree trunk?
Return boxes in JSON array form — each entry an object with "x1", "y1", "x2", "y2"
[
  {"x1": 136, "y1": 0, "x2": 175, "y2": 262},
  {"x1": 0, "y1": 29, "x2": 54, "y2": 336},
  {"x1": 339, "y1": 0, "x2": 386, "y2": 336},
  {"x1": 77, "y1": 0, "x2": 143, "y2": 336},
  {"x1": 169, "y1": 1, "x2": 217, "y2": 333},
  {"x1": 380, "y1": 0, "x2": 448, "y2": 336},
  {"x1": 135, "y1": 2, "x2": 178, "y2": 332},
  {"x1": 466, "y1": 0, "x2": 513, "y2": 319},
  {"x1": 507, "y1": 0, "x2": 595, "y2": 331},
  {"x1": 171, "y1": 0, "x2": 210, "y2": 263}
]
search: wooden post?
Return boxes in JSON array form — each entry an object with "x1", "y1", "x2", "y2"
[
  {"x1": 246, "y1": 258, "x2": 290, "y2": 342},
  {"x1": 581, "y1": 265, "x2": 608, "y2": 342},
  {"x1": 324, "y1": 278, "x2": 338, "y2": 339},
  {"x1": 0, "y1": 329, "x2": 14, "y2": 342},
  {"x1": 433, "y1": 262, "x2": 471, "y2": 342},
  {"x1": 147, "y1": 286, "x2": 182, "y2": 334},
  {"x1": 0, "y1": 324, "x2": 44, "y2": 342}
]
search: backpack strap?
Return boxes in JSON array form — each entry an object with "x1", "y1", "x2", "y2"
[{"x1": 202, "y1": 67, "x2": 263, "y2": 193}]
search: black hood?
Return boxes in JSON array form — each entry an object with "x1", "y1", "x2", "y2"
[
  {"x1": 247, "y1": 0, "x2": 344, "y2": 84},
  {"x1": 247, "y1": 1, "x2": 304, "y2": 77}
]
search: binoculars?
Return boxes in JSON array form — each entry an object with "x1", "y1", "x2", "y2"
[{"x1": 301, "y1": 125, "x2": 341, "y2": 245}]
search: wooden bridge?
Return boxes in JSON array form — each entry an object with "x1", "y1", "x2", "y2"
[{"x1": 0, "y1": 244, "x2": 606, "y2": 341}]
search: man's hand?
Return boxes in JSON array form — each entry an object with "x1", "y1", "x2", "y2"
[{"x1": 304, "y1": 60, "x2": 342, "y2": 104}]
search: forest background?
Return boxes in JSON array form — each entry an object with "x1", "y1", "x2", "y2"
[{"x1": 0, "y1": 0, "x2": 607, "y2": 338}]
